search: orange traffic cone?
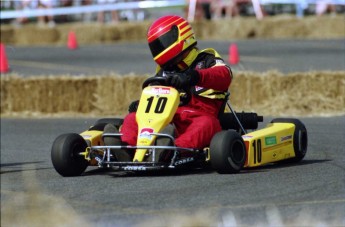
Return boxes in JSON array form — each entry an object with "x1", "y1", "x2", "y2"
[
  {"x1": 67, "y1": 31, "x2": 78, "y2": 50},
  {"x1": 0, "y1": 43, "x2": 9, "y2": 73},
  {"x1": 228, "y1": 43, "x2": 239, "y2": 65}
]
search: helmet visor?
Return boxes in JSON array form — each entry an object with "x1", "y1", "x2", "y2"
[{"x1": 149, "y1": 25, "x2": 179, "y2": 58}]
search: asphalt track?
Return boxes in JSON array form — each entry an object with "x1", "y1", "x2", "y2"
[
  {"x1": 1, "y1": 40, "x2": 345, "y2": 226},
  {"x1": 1, "y1": 117, "x2": 345, "y2": 226},
  {"x1": 4, "y1": 39, "x2": 345, "y2": 76}
]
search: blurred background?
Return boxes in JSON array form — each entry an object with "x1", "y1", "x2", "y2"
[{"x1": 1, "y1": 0, "x2": 344, "y2": 27}]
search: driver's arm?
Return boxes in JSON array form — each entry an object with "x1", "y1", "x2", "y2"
[{"x1": 195, "y1": 56, "x2": 232, "y2": 91}]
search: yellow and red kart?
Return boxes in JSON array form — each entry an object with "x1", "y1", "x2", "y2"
[{"x1": 51, "y1": 77, "x2": 308, "y2": 176}]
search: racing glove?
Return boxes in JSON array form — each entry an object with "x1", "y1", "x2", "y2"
[
  {"x1": 165, "y1": 70, "x2": 199, "y2": 89},
  {"x1": 128, "y1": 100, "x2": 139, "y2": 113}
]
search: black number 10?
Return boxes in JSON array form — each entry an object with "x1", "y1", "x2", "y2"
[
  {"x1": 145, "y1": 96, "x2": 167, "y2": 114},
  {"x1": 252, "y1": 139, "x2": 262, "y2": 164}
]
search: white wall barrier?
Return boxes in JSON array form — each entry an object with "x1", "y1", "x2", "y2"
[
  {"x1": 0, "y1": 0, "x2": 186, "y2": 20},
  {"x1": 260, "y1": 0, "x2": 344, "y2": 17},
  {"x1": 1, "y1": 0, "x2": 343, "y2": 21}
]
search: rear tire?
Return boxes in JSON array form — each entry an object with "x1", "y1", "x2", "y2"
[
  {"x1": 271, "y1": 118, "x2": 308, "y2": 163},
  {"x1": 51, "y1": 133, "x2": 89, "y2": 177},
  {"x1": 94, "y1": 118, "x2": 123, "y2": 127},
  {"x1": 210, "y1": 130, "x2": 246, "y2": 174},
  {"x1": 89, "y1": 118, "x2": 124, "y2": 131}
]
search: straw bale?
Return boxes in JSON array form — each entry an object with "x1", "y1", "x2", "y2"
[
  {"x1": 102, "y1": 26, "x2": 122, "y2": 42},
  {"x1": 1, "y1": 15, "x2": 344, "y2": 46},
  {"x1": 114, "y1": 22, "x2": 150, "y2": 41},
  {"x1": 1, "y1": 75, "x2": 97, "y2": 115},
  {"x1": 255, "y1": 16, "x2": 308, "y2": 39},
  {"x1": 13, "y1": 25, "x2": 59, "y2": 45},
  {"x1": 56, "y1": 23, "x2": 103, "y2": 45},
  {"x1": 303, "y1": 16, "x2": 345, "y2": 38},
  {"x1": 0, "y1": 26, "x2": 14, "y2": 44},
  {"x1": 1, "y1": 71, "x2": 344, "y2": 117},
  {"x1": 93, "y1": 74, "x2": 146, "y2": 114},
  {"x1": 193, "y1": 17, "x2": 257, "y2": 40},
  {"x1": 230, "y1": 71, "x2": 345, "y2": 116}
]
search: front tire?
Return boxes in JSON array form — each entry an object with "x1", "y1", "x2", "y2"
[
  {"x1": 51, "y1": 133, "x2": 89, "y2": 177},
  {"x1": 271, "y1": 118, "x2": 308, "y2": 163},
  {"x1": 210, "y1": 130, "x2": 246, "y2": 174}
]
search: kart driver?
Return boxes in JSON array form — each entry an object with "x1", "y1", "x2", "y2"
[{"x1": 104, "y1": 15, "x2": 232, "y2": 161}]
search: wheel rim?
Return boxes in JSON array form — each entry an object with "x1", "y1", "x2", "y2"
[{"x1": 70, "y1": 142, "x2": 84, "y2": 160}]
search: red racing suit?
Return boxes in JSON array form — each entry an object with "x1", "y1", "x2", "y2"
[{"x1": 120, "y1": 48, "x2": 232, "y2": 150}]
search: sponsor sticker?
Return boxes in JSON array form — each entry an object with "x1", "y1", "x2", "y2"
[
  {"x1": 195, "y1": 86, "x2": 204, "y2": 91},
  {"x1": 265, "y1": 136, "x2": 277, "y2": 146},
  {"x1": 174, "y1": 157, "x2": 194, "y2": 166},
  {"x1": 123, "y1": 166, "x2": 146, "y2": 171},
  {"x1": 242, "y1": 135, "x2": 253, "y2": 139},
  {"x1": 281, "y1": 135, "x2": 292, "y2": 142},
  {"x1": 151, "y1": 87, "x2": 170, "y2": 94},
  {"x1": 139, "y1": 128, "x2": 154, "y2": 140}
]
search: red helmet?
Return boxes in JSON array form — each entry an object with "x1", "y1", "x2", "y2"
[{"x1": 147, "y1": 15, "x2": 197, "y2": 68}]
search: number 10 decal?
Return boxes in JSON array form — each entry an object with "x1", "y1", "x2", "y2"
[
  {"x1": 145, "y1": 96, "x2": 168, "y2": 114},
  {"x1": 252, "y1": 139, "x2": 262, "y2": 164}
]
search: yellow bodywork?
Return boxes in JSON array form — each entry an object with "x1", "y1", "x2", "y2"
[
  {"x1": 80, "y1": 130, "x2": 104, "y2": 146},
  {"x1": 134, "y1": 86, "x2": 180, "y2": 162},
  {"x1": 80, "y1": 130, "x2": 104, "y2": 165},
  {"x1": 243, "y1": 123, "x2": 296, "y2": 167}
]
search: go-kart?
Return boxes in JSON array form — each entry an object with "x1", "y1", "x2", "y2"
[{"x1": 51, "y1": 77, "x2": 308, "y2": 176}]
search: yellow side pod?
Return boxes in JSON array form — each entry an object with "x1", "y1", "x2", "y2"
[
  {"x1": 243, "y1": 123, "x2": 296, "y2": 168},
  {"x1": 80, "y1": 130, "x2": 103, "y2": 146}
]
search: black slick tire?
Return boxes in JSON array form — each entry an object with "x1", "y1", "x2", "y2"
[
  {"x1": 210, "y1": 130, "x2": 246, "y2": 174},
  {"x1": 51, "y1": 133, "x2": 89, "y2": 177},
  {"x1": 271, "y1": 118, "x2": 308, "y2": 163}
]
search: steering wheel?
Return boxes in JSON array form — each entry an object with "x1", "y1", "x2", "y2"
[{"x1": 142, "y1": 76, "x2": 191, "y2": 106}]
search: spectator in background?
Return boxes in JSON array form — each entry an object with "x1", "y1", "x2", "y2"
[
  {"x1": 97, "y1": 0, "x2": 120, "y2": 24},
  {"x1": 37, "y1": 0, "x2": 56, "y2": 27},
  {"x1": 81, "y1": 0, "x2": 93, "y2": 23},
  {"x1": 185, "y1": 0, "x2": 212, "y2": 21},
  {"x1": 199, "y1": 0, "x2": 212, "y2": 20},
  {"x1": 120, "y1": 0, "x2": 147, "y2": 21},
  {"x1": 212, "y1": 0, "x2": 237, "y2": 19},
  {"x1": 316, "y1": 0, "x2": 336, "y2": 15},
  {"x1": 13, "y1": 0, "x2": 38, "y2": 27},
  {"x1": 212, "y1": 0, "x2": 251, "y2": 19},
  {"x1": 56, "y1": 0, "x2": 73, "y2": 23}
]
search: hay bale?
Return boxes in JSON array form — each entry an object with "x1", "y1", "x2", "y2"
[
  {"x1": 304, "y1": 16, "x2": 345, "y2": 39},
  {"x1": 56, "y1": 23, "x2": 104, "y2": 45},
  {"x1": 1, "y1": 71, "x2": 344, "y2": 117},
  {"x1": 102, "y1": 26, "x2": 122, "y2": 42},
  {"x1": 255, "y1": 16, "x2": 309, "y2": 39},
  {"x1": 0, "y1": 27, "x2": 15, "y2": 44},
  {"x1": 115, "y1": 22, "x2": 150, "y2": 41},
  {"x1": 94, "y1": 74, "x2": 147, "y2": 115},
  {"x1": 193, "y1": 18, "x2": 257, "y2": 40},
  {"x1": 13, "y1": 25, "x2": 59, "y2": 45},
  {"x1": 1, "y1": 15, "x2": 344, "y2": 46},
  {"x1": 230, "y1": 71, "x2": 345, "y2": 116},
  {"x1": 0, "y1": 75, "x2": 97, "y2": 115}
]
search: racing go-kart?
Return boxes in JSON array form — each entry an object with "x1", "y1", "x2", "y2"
[{"x1": 51, "y1": 77, "x2": 308, "y2": 176}]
